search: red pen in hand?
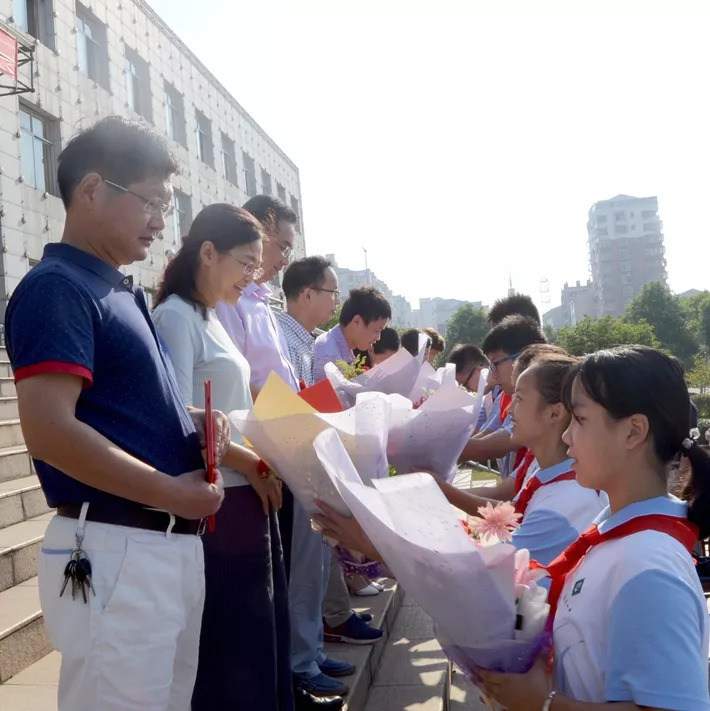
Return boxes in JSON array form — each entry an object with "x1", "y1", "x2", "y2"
[{"x1": 204, "y1": 380, "x2": 217, "y2": 533}]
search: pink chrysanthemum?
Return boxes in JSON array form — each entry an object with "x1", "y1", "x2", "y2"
[{"x1": 469, "y1": 501, "x2": 521, "y2": 543}]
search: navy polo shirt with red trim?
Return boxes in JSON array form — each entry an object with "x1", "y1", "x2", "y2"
[{"x1": 5, "y1": 243, "x2": 203, "y2": 509}]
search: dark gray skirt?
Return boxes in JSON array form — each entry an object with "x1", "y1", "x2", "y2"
[{"x1": 192, "y1": 485, "x2": 294, "y2": 711}]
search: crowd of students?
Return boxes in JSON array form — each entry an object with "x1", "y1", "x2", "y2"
[{"x1": 5, "y1": 115, "x2": 710, "y2": 711}]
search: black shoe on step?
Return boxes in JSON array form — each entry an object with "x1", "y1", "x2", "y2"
[{"x1": 294, "y1": 684, "x2": 345, "y2": 710}]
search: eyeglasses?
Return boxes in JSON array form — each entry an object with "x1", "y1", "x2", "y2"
[
  {"x1": 312, "y1": 287, "x2": 340, "y2": 299},
  {"x1": 464, "y1": 365, "x2": 482, "y2": 390},
  {"x1": 225, "y1": 252, "x2": 264, "y2": 280},
  {"x1": 268, "y1": 237, "x2": 292, "y2": 261},
  {"x1": 104, "y1": 179, "x2": 174, "y2": 217},
  {"x1": 489, "y1": 352, "x2": 520, "y2": 373}
]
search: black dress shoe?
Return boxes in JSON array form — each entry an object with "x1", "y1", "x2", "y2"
[{"x1": 294, "y1": 684, "x2": 345, "y2": 710}]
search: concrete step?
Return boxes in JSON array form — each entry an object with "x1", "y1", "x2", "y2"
[
  {"x1": 0, "y1": 513, "x2": 52, "y2": 594},
  {"x1": 0, "y1": 362, "x2": 11, "y2": 380},
  {"x1": 0, "y1": 477, "x2": 49, "y2": 531},
  {"x1": 364, "y1": 594, "x2": 449, "y2": 711},
  {"x1": 0, "y1": 650, "x2": 59, "y2": 711},
  {"x1": 0, "y1": 420, "x2": 24, "y2": 449},
  {"x1": 0, "y1": 379, "x2": 15, "y2": 398},
  {"x1": 0, "y1": 579, "x2": 402, "y2": 710},
  {"x1": 321, "y1": 579, "x2": 402, "y2": 711},
  {"x1": 0, "y1": 446, "x2": 33, "y2": 484},
  {"x1": 0, "y1": 578, "x2": 51, "y2": 684},
  {"x1": 0, "y1": 398, "x2": 18, "y2": 421}
]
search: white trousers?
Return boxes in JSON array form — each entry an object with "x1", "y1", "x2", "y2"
[{"x1": 38, "y1": 513, "x2": 205, "y2": 711}]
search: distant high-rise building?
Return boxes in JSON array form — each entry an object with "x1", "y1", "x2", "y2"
[
  {"x1": 587, "y1": 195, "x2": 667, "y2": 316},
  {"x1": 543, "y1": 280, "x2": 596, "y2": 330}
]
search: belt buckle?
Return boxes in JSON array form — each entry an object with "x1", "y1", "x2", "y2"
[{"x1": 196, "y1": 518, "x2": 207, "y2": 537}]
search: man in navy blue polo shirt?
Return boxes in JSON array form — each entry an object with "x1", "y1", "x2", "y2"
[{"x1": 5, "y1": 117, "x2": 226, "y2": 711}]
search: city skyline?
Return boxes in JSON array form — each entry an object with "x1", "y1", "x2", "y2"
[{"x1": 144, "y1": 1, "x2": 710, "y2": 311}]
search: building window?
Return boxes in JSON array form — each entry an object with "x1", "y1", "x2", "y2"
[
  {"x1": 277, "y1": 182, "x2": 286, "y2": 202},
  {"x1": 172, "y1": 189, "x2": 192, "y2": 240},
  {"x1": 19, "y1": 104, "x2": 57, "y2": 194},
  {"x1": 614, "y1": 212, "x2": 626, "y2": 222},
  {"x1": 195, "y1": 110, "x2": 213, "y2": 167},
  {"x1": 76, "y1": 3, "x2": 109, "y2": 89},
  {"x1": 642, "y1": 222, "x2": 659, "y2": 232},
  {"x1": 124, "y1": 46, "x2": 152, "y2": 122},
  {"x1": 622, "y1": 285, "x2": 634, "y2": 297},
  {"x1": 620, "y1": 261, "x2": 632, "y2": 273},
  {"x1": 596, "y1": 214, "x2": 607, "y2": 224},
  {"x1": 595, "y1": 227, "x2": 608, "y2": 237},
  {"x1": 641, "y1": 209, "x2": 656, "y2": 219},
  {"x1": 290, "y1": 195, "x2": 301, "y2": 232},
  {"x1": 615, "y1": 225, "x2": 628, "y2": 235},
  {"x1": 261, "y1": 168, "x2": 272, "y2": 196},
  {"x1": 220, "y1": 133, "x2": 238, "y2": 185},
  {"x1": 12, "y1": 0, "x2": 55, "y2": 48},
  {"x1": 242, "y1": 152, "x2": 256, "y2": 197},
  {"x1": 619, "y1": 248, "x2": 630, "y2": 260},
  {"x1": 164, "y1": 82, "x2": 186, "y2": 147}
]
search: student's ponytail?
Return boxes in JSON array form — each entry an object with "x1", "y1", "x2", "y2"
[{"x1": 681, "y1": 440, "x2": 710, "y2": 539}]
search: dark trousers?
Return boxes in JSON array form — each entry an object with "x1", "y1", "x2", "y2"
[{"x1": 192, "y1": 486, "x2": 294, "y2": 711}]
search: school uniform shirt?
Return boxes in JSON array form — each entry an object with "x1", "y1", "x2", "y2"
[
  {"x1": 512, "y1": 459, "x2": 607, "y2": 568},
  {"x1": 553, "y1": 496, "x2": 710, "y2": 709},
  {"x1": 153, "y1": 295, "x2": 252, "y2": 488}
]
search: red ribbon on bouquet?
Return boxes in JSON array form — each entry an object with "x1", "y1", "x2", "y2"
[{"x1": 204, "y1": 380, "x2": 217, "y2": 533}]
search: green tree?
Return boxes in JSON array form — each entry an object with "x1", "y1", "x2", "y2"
[
  {"x1": 442, "y1": 304, "x2": 490, "y2": 359},
  {"x1": 625, "y1": 282, "x2": 699, "y2": 366},
  {"x1": 687, "y1": 353, "x2": 710, "y2": 395},
  {"x1": 320, "y1": 306, "x2": 341, "y2": 332},
  {"x1": 681, "y1": 292, "x2": 710, "y2": 349},
  {"x1": 555, "y1": 315, "x2": 659, "y2": 356}
]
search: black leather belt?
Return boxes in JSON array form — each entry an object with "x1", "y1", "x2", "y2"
[{"x1": 56, "y1": 503, "x2": 204, "y2": 535}]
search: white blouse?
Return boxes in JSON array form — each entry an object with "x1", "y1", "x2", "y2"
[{"x1": 153, "y1": 294, "x2": 253, "y2": 487}]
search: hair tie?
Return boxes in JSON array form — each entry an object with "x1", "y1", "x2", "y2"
[{"x1": 681, "y1": 438, "x2": 695, "y2": 453}]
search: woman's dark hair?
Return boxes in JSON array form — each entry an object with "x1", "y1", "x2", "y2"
[
  {"x1": 58, "y1": 116, "x2": 178, "y2": 208},
  {"x1": 487, "y1": 293, "x2": 541, "y2": 326},
  {"x1": 282, "y1": 256, "x2": 332, "y2": 300},
  {"x1": 482, "y1": 315, "x2": 547, "y2": 357},
  {"x1": 562, "y1": 345, "x2": 710, "y2": 538},
  {"x1": 373, "y1": 327, "x2": 400, "y2": 355},
  {"x1": 448, "y1": 344, "x2": 488, "y2": 375},
  {"x1": 401, "y1": 329, "x2": 427, "y2": 356},
  {"x1": 339, "y1": 287, "x2": 391, "y2": 327},
  {"x1": 423, "y1": 327, "x2": 445, "y2": 353},
  {"x1": 155, "y1": 204, "x2": 263, "y2": 319}
]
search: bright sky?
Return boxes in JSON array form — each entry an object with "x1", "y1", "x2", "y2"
[{"x1": 147, "y1": 0, "x2": 710, "y2": 313}]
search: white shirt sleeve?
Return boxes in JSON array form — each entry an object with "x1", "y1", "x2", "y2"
[{"x1": 153, "y1": 301, "x2": 201, "y2": 406}]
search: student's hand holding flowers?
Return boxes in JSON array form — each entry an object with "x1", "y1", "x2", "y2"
[
  {"x1": 313, "y1": 500, "x2": 382, "y2": 561},
  {"x1": 477, "y1": 656, "x2": 551, "y2": 711}
]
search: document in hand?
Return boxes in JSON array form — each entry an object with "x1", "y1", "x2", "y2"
[{"x1": 314, "y1": 428, "x2": 549, "y2": 688}]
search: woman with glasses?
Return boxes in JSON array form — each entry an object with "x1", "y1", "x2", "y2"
[{"x1": 153, "y1": 204, "x2": 293, "y2": 711}]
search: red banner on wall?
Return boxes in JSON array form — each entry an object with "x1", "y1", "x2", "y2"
[{"x1": 0, "y1": 28, "x2": 18, "y2": 81}]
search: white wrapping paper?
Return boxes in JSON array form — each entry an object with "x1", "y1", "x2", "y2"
[
  {"x1": 387, "y1": 380, "x2": 484, "y2": 482},
  {"x1": 325, "y1": 334, "x2": 429, "y2": 409},
  {"x1": 314, "y1": 429, "x2": 550, "y2": 684}
]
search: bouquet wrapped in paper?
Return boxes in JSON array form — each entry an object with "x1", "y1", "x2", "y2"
[
  {"x1": 314, "y1": 428, "x2": 550, "y2": 690},
  {"x1": 386, "y1": 378, "x2": 484, "y2": 482},
  {"x1": 325, "y1": 334, "x2": 429, "y2": 409},
  {"x1": 408, "y1": 362, "x2": 458, "y2": 406},
  {"x1": 228, "y1": 372, "x2": 390, "y2": 515}
]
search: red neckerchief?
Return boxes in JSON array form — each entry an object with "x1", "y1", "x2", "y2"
[
  {"x1": 513, "y1": 449, "x2": 536, "y2": 495},
  {"x1": 499, "y1": 392, "x2": 512, "y2": 423},
  {"x1": 514, "y1": 467, "x2": 576, "y2": 517},
  {"x1": 532, "y1": 514, "x2": 698, "y2": 629}
]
